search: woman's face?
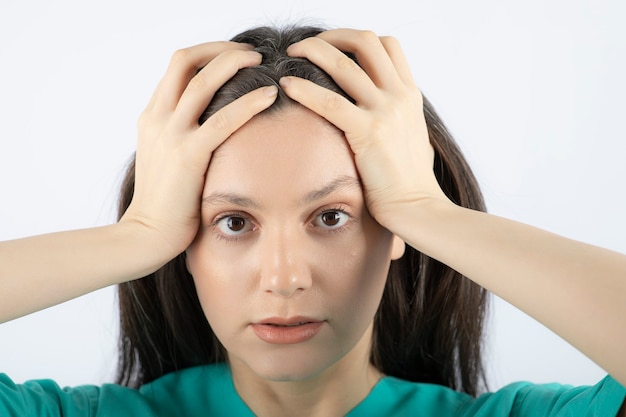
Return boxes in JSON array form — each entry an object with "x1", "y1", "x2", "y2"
[{"x1": 186, "y1": 105, "x2": 404, "y2": 382}]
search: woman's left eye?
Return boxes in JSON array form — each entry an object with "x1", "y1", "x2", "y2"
[{"x1": 313, "y1": 210, "x2": 350, "y2": 230}]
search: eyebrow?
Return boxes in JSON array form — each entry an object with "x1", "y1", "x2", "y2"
[
  {"x1": 301, "y1": 175, "x2": 362, "y2": 204},
  {"x1": 202, "y1": 192, "x2": 261, "y2": 209},
  {"x1": 202, "y1": 175, "x2": 362, "y2": 209}
]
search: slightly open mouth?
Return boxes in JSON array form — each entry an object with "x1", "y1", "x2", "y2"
[
  {"x1": 251, "y1": 321, "x2": 324, "y2": 344},
  {"x1": 266, "y1": 322, "x2": 310, "y2": 327}
]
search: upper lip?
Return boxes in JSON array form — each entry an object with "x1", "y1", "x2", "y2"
[{"x1": 254, "y1": 316, "x2": 322, "y2": 326}]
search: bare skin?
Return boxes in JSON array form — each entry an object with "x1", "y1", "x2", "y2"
[
  {"x1": 185, "y1": 106, "x2": 402, "y2": 417},
  {"x1": 0, "y1": 42, "x2": 278, "y2": 322},
  {"x1": 0, "y1": 28, "x2": 624, "y2": 416},
  {"x1": 280, "y1": 27, "x2": 626, "y2": 393}
]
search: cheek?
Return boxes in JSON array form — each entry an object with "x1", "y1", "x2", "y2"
[
  {"x1": 317, "y1": 221, "x2": 394, "y2": 324},
  {"x1": 185, "y1": 217, "x2": 394, "y2": 340},
  {"x1": 185, "y1": 238, "x2": 252, "y2": 338}
]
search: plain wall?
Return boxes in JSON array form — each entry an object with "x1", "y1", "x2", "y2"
[{"x1": 0, "y1": 0, "x2": 624, "y2": 389}]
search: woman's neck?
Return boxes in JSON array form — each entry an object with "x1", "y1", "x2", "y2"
[{"x1": 229, "y1": 325, "x2": 383, "y2": 417}]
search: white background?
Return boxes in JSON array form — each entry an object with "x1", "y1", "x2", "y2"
[{"x1": 0, "y1": 0, "x2": 624, "y2": 390}]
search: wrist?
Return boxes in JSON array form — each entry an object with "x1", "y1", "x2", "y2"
[
  {"x1": 112, "y1": 219, "x2": 188, "y2": 279},
  {"x1": 373, "y1": 195, "x2": 462, "y2": 254},
  {"x1": 373, "y1": 192, "x2": 455, "y2": 230}
]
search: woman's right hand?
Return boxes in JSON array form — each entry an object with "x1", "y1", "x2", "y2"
[
  {"x1": 0, "y1": 42, "x2": 277, "y2": 322},
  {"x1": 120, "y1": 42, "x2": 278, "y2": 258}
]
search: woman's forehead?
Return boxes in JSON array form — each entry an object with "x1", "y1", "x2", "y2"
[
  {"x1": 209, "y1": 106, "x2": 353, "y2": 175},
  {"x1": 204, "y1": 107, "x2": 358, "y2": 201}
]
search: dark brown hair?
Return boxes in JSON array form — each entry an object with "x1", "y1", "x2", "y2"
[{"x1": 116, "y1": 25, "x2": 489, "y2": 396}]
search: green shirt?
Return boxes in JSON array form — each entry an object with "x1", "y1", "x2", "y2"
[{"x1": 1, "y1": 363, "x2": 624, "y2": 416}]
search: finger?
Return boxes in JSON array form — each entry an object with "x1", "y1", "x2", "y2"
[
  {"x1": 171, "y1": 49, "x2": 263, "y2": 128},
  {"x1": 146, "y1": 42, "x2": 254, "y2": 116},
  {"x1": 279, "y1": 76, "x2": 367, "y2": 142},
  {"x1": 315, "y1": 29, "x2": 404, "y2": 91},
  {"x1": 286, "y1": 36, "x2": 381, "y2": 107},
  {"x1": 193, "y1": 85, "x2": 278, "y2": 159},
  {"x1": 379, "y1": 36, "x2": 416, "y2": 87}
]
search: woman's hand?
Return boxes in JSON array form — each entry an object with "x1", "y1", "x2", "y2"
[
  {"x1": 280, "y1": 31, "x2": 626, "y2": 386},
  {"x1": 279, "y1": 29, "x2": 449, "y2": 229},
  {"x1": 121, "y1": 41, "x2": 278, "y2": 258},
  {"x1": 2, "y1": 42, "x2": 279, "y2": 322}
]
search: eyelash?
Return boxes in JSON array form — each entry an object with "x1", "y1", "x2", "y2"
[
  {"x1": 211, "y1": 212, "x2": 255, "y2": 242},
  {"x1": 210, "y1": 206, "x2": 353, "y2": 242},
  {"x1": 312, "y1": 206, "x2": 353, "y2": 234}
]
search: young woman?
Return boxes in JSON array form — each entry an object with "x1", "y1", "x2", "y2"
[{"x1": 0, "y1": 25, "x2": 625, "y2": 416}]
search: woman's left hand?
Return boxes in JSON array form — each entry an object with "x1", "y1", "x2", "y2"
[
  {"x1": 279, "y1": 29, "x2": 450, "y2": 229},
  {"x1": 283, "y1": 30, "x2": 626, "y2": 390}
]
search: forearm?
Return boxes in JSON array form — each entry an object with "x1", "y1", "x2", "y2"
[
  {"x1": 0, "y1": 43, "x2": 277, "y2": 325},
  {"x1": 0, "y1": 221, "x2": 176, "y2": 323},
  {"x1": 385, "y1": 198, "x2": 626, "y2": 385}
]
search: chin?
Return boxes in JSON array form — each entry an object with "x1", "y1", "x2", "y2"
[
  {"x1": 257, "y1": 352, "x2": 337, "y2": 382},
  {"x1": 226, "y1": 325, "x2": 375, "y2": 384},
  {"x1": 230, "y1": 345, "x2": 345, "y2": 383}
]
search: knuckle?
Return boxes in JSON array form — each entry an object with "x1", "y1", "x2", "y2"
[
  {"x1": 170, "y1": 48, "x2": 192, "y2": 67},
  {"x1": 384, "y1": 95, "x2": 407, "y2": 118},
  {"x1": 186, "y1": 73, "x2": 207, "y2": 91},
  {"x1": 323, "y1": 92, "x2": 343, "y2": 112},
  {"x1": 400, "y1": 84, "x2": 424, "y2": 107},
  {"x1": 206, "y1": 110, "x2": 232, "y2": 131},
  {"x1": 358, "y1": 30, "x2": 380, "y2": 45},
  {"x1": 369, "y1": 119, "x2": 386, "y2": 136},
  {"x1": 136, "y1": 110, "x2": 159, "y2": 133},
  {"x1": 380, "y1": 35, "x2": 400, "y2": 48},
  {"x1": 337, "y1": 56, "x2": 359, "y2": 71}
]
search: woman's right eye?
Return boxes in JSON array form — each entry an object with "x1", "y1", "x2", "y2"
[{"x1": 214, "y1": 215, "x2": 254, "y2": 237}]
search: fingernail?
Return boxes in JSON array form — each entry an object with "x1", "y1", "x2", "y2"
[
  {"x1": 240, "y1": 43, "x2": 256, "y2": 50},
  {"x1": 264, "y1": 85, "x2": 278, "y2": 97},
  {"x1": 279, "y1": 77, "x2": 290, "y2": 88}
]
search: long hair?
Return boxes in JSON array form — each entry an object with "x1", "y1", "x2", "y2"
[{"x1": 116, "y1": 25, "x2": 489, "y2": 396}]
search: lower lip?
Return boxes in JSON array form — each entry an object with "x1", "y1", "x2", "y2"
[{"x1": 251, "y1": 322, "x2": 324, "y2": 344}]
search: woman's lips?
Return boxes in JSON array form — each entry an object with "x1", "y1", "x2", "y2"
[{"x1": 251, "y1": 317, "x2": 324, "y2": 344}]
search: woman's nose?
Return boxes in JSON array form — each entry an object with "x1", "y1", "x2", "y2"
[{"x1": 258, "y1": 231, "x2": 312, "y2": 297}]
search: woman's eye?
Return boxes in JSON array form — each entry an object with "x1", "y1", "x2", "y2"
[
  {"x1": 314, "y1": 210, "x2": 350, "y2": 229},
  {"x1": 215, "y1": 215, "x2": 253, "y2": 236}
]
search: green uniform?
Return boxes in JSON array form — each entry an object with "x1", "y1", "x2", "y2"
[{"x1": 1, "y1": 363, "x2": 624, "y2": 416}]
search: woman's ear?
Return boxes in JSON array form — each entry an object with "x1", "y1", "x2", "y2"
[{"x1": 391, "y1": 235, "x2": 406, "y2": 260}]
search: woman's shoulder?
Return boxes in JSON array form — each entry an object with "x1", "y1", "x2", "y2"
[
  {"x1": 490, "y1": 376, "x2": 625, "y2": 416},
  {"x1": 0, "y1": 363, "x2": 251, "y2": 417},
  {"x1": 348, "y1": 374, "x2": 625, "y2": 417},
  {"x1": 3, "y1": 367, "x2": 624, "y2": 416},
  {"x1": 0, "y1": 372, "x2": 148, "y2": 416}
]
